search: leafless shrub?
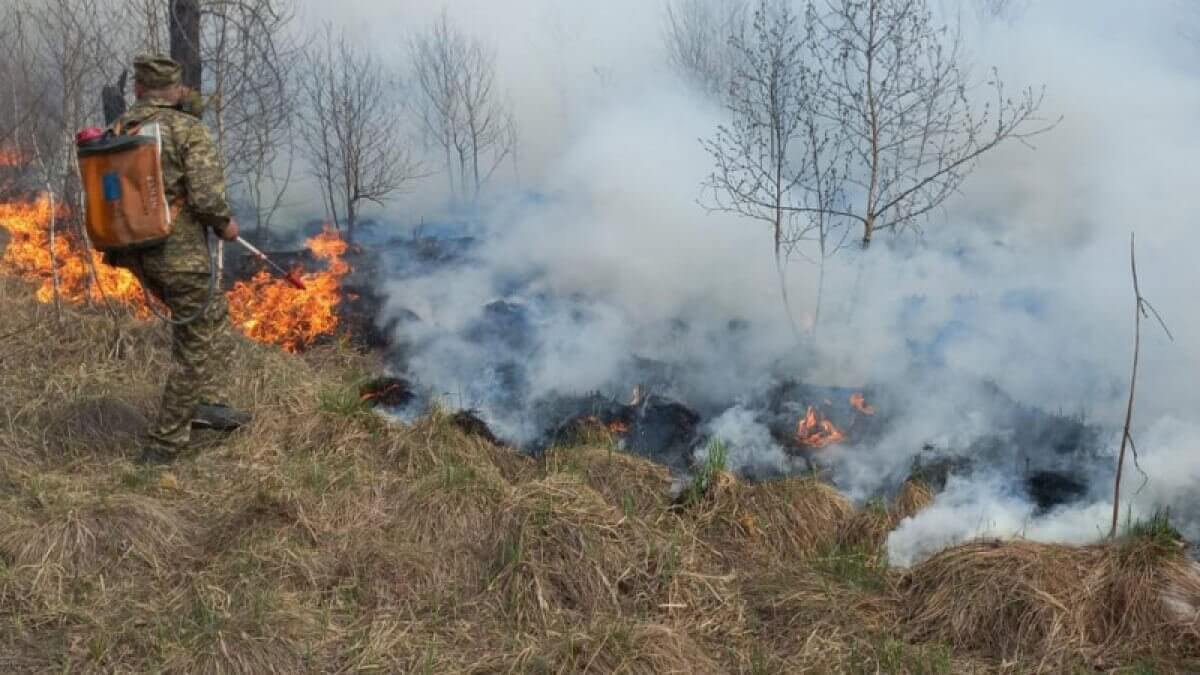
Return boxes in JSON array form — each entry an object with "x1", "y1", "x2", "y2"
[
  {"x1": 411, "y1": 11, "x2": 518, "y2": 204},
  {"x1": 701, "y1": 0, "x2": 851, "y2": 334},
  {"x1": 663, "y1": 0, "x2": 749, "y2": 99},
  {"x1": 119, "y1": 0, "x2": 300, "y2": 241},
  {"x1": 807, "y1": 0, "x2": 1056, "y2": 249},
  {"x1": 297, "y1": 26, "x2": 424, "y2": 244}
]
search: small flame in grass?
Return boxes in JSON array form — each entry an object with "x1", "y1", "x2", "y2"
[
  {"x1": 849, "y1": 392, "x2": 876, "y2": 415},
  {"x1": 580, "y1": 416, "x2": 631, "y2": 437},
  {"x1": 796, "y1": 405, "x2": 845, "y2": 448},
  {"x1": 227, "y1": 225, "x2": 350, "y2": 353}
]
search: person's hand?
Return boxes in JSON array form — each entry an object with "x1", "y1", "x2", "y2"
[{"x1": 219, "y1": 218, "x2": 239, "y2": 241}]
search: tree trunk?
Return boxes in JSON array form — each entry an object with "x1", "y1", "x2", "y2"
[
  {"x1": 170, "y1": 0, "x2": 202, "y2": 89},
  {"x1": 812, "y1": 254, "x2": 826, "y2": 339},
  {"x1": 862, "y1": 213, "x2": 875, "y2": 250},
  {"x1": 444, "y1": 142, "x2": 456, "y2": 202},
  {"x1": 101, "y1": 71, "x2": 127, "y2": 126},
  {"x1": 471, "y1": 127, "x2": 481, "y2": 199}
]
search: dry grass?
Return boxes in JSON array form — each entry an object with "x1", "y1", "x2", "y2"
[
  {"x1": 543, "y1": 444, "x2": 673, "y2": 516},
  {"x1": 691, "y1": 470, "x2": 856, "y2": 568},
  {"x1": 0, "y1": 277, "x2": 1197, "y2": 673},
  {"x1": 894, "y1": 479, "x2": 934, "y2": 521},
  {"x1": 484, "y1": 473, "x2": 669, "y2": 628},
  {"x1": 900, "y1": 538, "x2": 1200, "y2": 672}
]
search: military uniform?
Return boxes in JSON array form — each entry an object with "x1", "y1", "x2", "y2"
[{"x1": 109, "y1": 55, "x2": 239, "y2": 457}]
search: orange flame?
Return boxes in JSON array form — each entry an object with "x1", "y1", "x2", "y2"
[
  {"x1": 0, "y1": 194, "x2": 148, "y2": 315},
  {"x1": 579, "y1": 416, "x2": 630, "y2": 436},
  {"x1": 849, "y1": 393, "x2": 876, "y2": 415},
  {"x1": 0, "y1": 147, "x2": 27, "y2": 167},
  {"x1": 795, "y1": 405, "x2": 845, "y2": 448},
  {"x1": 2, "y1": 195, "x2": 352, "y2": 351},
  {"x1": 226, "y1": 226, "x2": 350, "y2": 352}
]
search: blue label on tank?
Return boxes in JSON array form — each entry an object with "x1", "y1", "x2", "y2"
[{"x1": 101, "y1": 172, "x2": 121, "y2": 202}]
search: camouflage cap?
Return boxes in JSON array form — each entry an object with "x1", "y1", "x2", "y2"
[{"x1": 133, "y1": 54, "x2": 182, "y2": 89}]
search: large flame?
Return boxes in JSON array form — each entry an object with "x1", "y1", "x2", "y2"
[
  {"x1": 0, "y1": 194, "x2": 148, "y2": 315},
  {"x1": 1, "y1": 192, "x2": 351, "y2": 351},
  {"x1": 795, "y1": 405, "x2": 845, "y2": 448},
  {"x1": 226, "y1": 226, "x2": 350, "y2": 352}
]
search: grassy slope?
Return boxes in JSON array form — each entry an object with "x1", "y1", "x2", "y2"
[{"x1": 0, "y1": 277, "x2": 1197, "y2": 674}]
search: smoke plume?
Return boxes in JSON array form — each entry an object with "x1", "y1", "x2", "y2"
[{"x1": 299, "y1": 0, "x2": 1200, "y2": 564}]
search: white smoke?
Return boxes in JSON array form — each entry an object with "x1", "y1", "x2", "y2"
[
  {"x1": 297, "y1": 0, "x2": 1200, "y2": 564},
  {"x1": 702, "y1": 406, "x2": 799, "y2": 476},
  {"x1": 888, "y1": 417, "x2": 1200, "y2": 566}
]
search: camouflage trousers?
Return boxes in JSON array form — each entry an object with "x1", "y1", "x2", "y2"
[{"x1": 139, "y1": 269, "x2": 231, "y2": 449}]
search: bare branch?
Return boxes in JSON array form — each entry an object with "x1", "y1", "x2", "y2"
[
  {"x1": 662, "y1": 0, "x2": 749, "y2": 99},
  {"x1": 297, "y1": 25, "x2": 425, "y2": 243},
  {"x1": 410, "y1": 11, "x2": 518, "y2": 204},
  {"x1": 1109, "y1": 232, "x2": 1173, "y2": 539}
]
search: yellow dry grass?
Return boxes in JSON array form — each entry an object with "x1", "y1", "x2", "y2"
[
  {"x1": 900, "y1": 538, "x2": 1200, "y2": 672},
  {"x1": 0, "y1": 276, "x2": 1197, "y2": 674}
]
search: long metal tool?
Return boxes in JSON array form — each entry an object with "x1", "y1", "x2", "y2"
[{"x1": 234, "y1": 236, "x2": 306, "y2": 290}]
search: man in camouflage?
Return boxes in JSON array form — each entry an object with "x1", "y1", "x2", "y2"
[{"x1": 109, "y1": 54, "x2": 250, "y2": 465}]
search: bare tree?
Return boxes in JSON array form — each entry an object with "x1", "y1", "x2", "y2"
[
  {"x1": 119, "y1": 0, "x2": 299, "y2": 242},
  {"x1": 411, "y1": 11, "x2": 517, "y2": 204},
  {"x1": 703, "y1": 0, "x2": 1052, "y2": 333},
  {"x1": 13, "y1": 0, "x2": 127, "y2": 201},
  {"x1": 806, "y1": 0, "x2": 1054, "y2": 249},
  {"x1": 663, "y1": 0, "x2": 748, "y2": 99},
  {"x1": 201, "y1": 0, "x2": 298, "y2": 242},
  {"x1": 298, "y1": 27, "x2": 423, "y2": 244},
  {"x1": 456, "y1": 35, "x2": 516, "y2": 200},
  {"x1": 170, "y1": 0, "x2": 202, "y2": 87},
  {"x1": 702, "y1": 0, "x2": 848, "y2": 336},
  {"x1": 703, "y1": 0, "x2": 810, "y2": 260}
]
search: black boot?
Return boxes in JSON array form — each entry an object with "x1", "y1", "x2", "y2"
[{"x1": 192, "y1": 403, "x2": 252, "y2": 432}]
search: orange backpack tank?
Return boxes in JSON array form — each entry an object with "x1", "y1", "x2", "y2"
[{"x1": 77, "y1": 120, "x2": 176, "y2": 252}]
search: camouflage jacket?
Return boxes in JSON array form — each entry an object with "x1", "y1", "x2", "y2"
[{"x1": 109, "y1": 97, "x2": 232, "y2": 274}]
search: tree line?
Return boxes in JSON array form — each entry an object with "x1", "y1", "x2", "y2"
[
  {"x1": 1, "y1": 0, "x2": 1049, "y2": 271},
  {"x1": 0, "y1": 1, "x2": 516, "y2": 246}
]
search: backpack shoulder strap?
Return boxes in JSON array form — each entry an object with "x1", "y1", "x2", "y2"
[{"x1": 111, "y1": 118, "x2": 143, "y2": 136}]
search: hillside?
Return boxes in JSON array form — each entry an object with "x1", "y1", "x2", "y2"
[{"x1": 0, "y1": 277, "x2": 1197, "y2": 674}]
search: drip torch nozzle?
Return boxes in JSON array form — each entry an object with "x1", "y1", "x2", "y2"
[{"x1": 233, "y1": 236, "x2": 306, "y2": 290}]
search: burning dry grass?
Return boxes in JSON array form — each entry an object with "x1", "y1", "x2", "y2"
[{"x1": 0, "y1": 278, "x2": 1197, "y2": 673}]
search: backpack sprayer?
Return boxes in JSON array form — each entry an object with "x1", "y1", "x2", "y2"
[{"x1": 74, "y1": 124, "x2": 306, "y2": 321}]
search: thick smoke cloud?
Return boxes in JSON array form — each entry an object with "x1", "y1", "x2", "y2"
[{"x1": 299, "y1": 0, "x2": 1199, "y2": 563}]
